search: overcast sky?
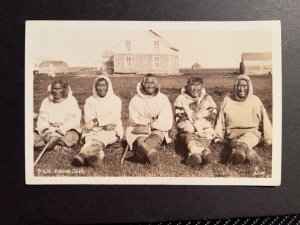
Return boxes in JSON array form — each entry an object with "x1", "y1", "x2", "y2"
[{"x1": 26, "y1": 21, "x2": 274, "y2": 68}]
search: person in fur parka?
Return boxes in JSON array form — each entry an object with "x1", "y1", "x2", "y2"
[
  {"x1": 174, "y1": 77, "x2": 217, "y2": 166},
  {"x1": 35, "y1": 80, "x2": 81, "y2": 152},
  {"x1": 125, "y1": 73, "x2": 173, "y2": 165},
  {"x1": 72, "y1": 75, "x2": 123, "y2": 167},
  {"x1": 214, "y1": 74, "x2": 272, "y2": 164}
]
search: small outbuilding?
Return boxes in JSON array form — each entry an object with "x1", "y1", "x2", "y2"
[
  {"x1": 240, "y1": 52, "x2": 272, "y2": 75},
  {"x1": 37, "y1": 60, "x2": 68, "y2": 75},
  {"x1": 191, "y1": 62, "x2": 202, "y2": 70}
]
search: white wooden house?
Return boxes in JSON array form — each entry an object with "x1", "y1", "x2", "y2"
[{"x1": 102, "y1": 30, "x2": 179, "y2": 75}]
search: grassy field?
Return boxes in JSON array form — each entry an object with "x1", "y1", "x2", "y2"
[{"x1": 33, "y1": 72, "x2": 272, "y2": 178}]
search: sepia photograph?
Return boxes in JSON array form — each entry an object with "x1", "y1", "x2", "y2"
[{"x1": 25, "y1": 21, "x2": 281, "y2": 185}]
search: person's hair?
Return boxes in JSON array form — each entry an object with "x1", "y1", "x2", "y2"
[
  {"x1": 187, "y1": 77, "x2": 203, "y2": 85},
  {"x1": 141, "y1": 73, "x2": 159, "y2": 95},
  {"x1": 51, "y1": 79, "x2": 66, "y2": 88},
  {"x1": 237, "y1": 78, "x2": 248, "y2": 85},
  {"x1": 51, "y1": 79, "x2": 69, "y2": 98},
  {"x1": 234, "y1": 78, "x2": 250, "y2": 101},
  {"x1": 96, "y1": 78, "x2": 108, "y2": 84},
  {"x1": 142, "y1": 73, "x2": 156, "y2": 83}
]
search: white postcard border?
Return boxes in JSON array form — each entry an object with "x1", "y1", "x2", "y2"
[{"x1": 25, "y1": 21, "x2": 282, "y2": 185}]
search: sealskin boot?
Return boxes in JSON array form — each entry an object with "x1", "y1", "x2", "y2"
[
  {"x1": 246, "y1": 149, "x2": 262, "y2": 164},
  {"x1": 229, "y1": 149, "x2": 246, "y2": 164},
  {"x1": 85, "y1": 141, "x2": 105, "y2": 167},
  {"x1": 72, "y1": 153, "x2": 85, "y2": 167},
  {"x1": 229, "y1": 141, "x2": 248, "y2": 164},
  {"x1": 146, "y1": 148, "x2": 159, "y2": 165},
  {"x1": 201, "y1": 148, "x2": 212, "y2": 163},
  {"x1": 86, "y1": 154, "x2": 100, "y2": 167},
  {"x1": 136, "y1": 139, "x2": 159, "y2": 164},
  {"x1": 134, "y1": 137, "x2": 147, "y2": 160},
  {"x1": 186, "y1": 153, "x2": 202, "y2": 166}
]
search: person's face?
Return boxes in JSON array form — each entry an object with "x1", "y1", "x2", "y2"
[
  {"x1": 51, "y1": 83, "x2": 64, "y2": 100},
  {"x1": 236, "y1": 79, "x2": 249, "y2": 99},
  {"x1": 186, "y1": 82, "x2": 202, "y2": 98},
  {"x1": 96, "y1": 79, "x2": 108, "y2": 97},
  {"x1": 143, "y1": 77, "x2": 156, "y2": 95}
]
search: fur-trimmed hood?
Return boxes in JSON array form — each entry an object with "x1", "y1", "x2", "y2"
[
  {"x1": 232, "y1": 74, "x2": 253, "y2": 102},
  {"x1": 136, "y1": 81, "x2": 160, "y2": 99},
  {"x1": 180, "y1": 86, "x2": 207, "y2": 102},
  {"x1": 47, "y1": 83, "x2": 73, "y2": 103},
  {"x1": 92, "y1": 75, "x2": 115, "y2": 100}
]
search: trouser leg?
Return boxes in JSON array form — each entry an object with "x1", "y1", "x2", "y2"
[
  {"x1": 179, "y1": 132, "x2": 212, "y2": 165},
  {"x1": 60, "y1": 130, "x2": 80, "y2": 147},
  {"x1": 73, "y1": 130, "x2": 118, "y2": 166},
  {"x1": 229, "y1": 131, "x2": 261, "y2": 164},
  {"x1": 72, "y1": 140, "x2": 104, "y2": 167},
  {"x1": 181, "y1": 133, "x2": 211, "y2": 155},
  {"x1": 134, "y1": 137, "x2": 147, "y2": 160},
  {"x1": 134, "y1": 130, "x2": 164, "y2": 164},
  {"x1": 55, "y1": 130, "x2": 81, "y2": 153},
  {"x1": 229, "y1": 140, "x2": 247, "y2": 164},
  {"x1": 144, "y1": 130, "x2": 164, "y2": 148}
]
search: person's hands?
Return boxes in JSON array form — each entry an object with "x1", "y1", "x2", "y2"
[
  {"x1": 131, "y1": 125, "x2": 149, "y2": 135},
  {"x1": 84, "y1": 120, "x2": 96, "y2": 131},
  {"x1": 104, "y1": 124, "x2": 117, "y2": 131}
]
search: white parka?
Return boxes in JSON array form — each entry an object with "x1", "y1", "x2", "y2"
[
  {"x1": 84, "y1": 75, "x2": 123, "y2": 138},
  {"x1": 36, "y1": 84, "x2": 81, "y2": 135},
  {"x1": 126, "y1": 81, "x2": 173, "y2": 149},
  {"x1": 129, "y1": 82, "x2": 173, "y2": 131}
]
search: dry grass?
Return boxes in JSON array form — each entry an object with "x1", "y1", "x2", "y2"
[{"x1": 33, "y1": 72, "x2": 272, "y2": 178}]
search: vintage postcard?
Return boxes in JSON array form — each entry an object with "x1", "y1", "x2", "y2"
[{"x1": 25, "y1": 21, "x2": 281, "y2": 185}]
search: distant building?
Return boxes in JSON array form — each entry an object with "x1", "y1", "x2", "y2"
[
  {"x1": 37, "y1": 60, "x2": 68, "y2": 75},
  {"x1": 102, "y1": 30, "x2": 179, "y2": 75},
  {"x1": 240, "y1": 52, "x2": 272, "y2": 75},
  {"x1": 102, "y1": 50, "x2": 114, "y2": 75},
  {"x1": 192, "y1": 62, "x2": 202, "y2": 70}
]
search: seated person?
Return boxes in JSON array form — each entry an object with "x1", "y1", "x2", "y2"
[
  {"x1": 125, "y1": 74, "x2": 173, "y2": 165},
  {"x1": 174, "y1": 77, "x2": 217, "y2": 166},
  {"x1": 72, "y1": 75, "x2": 123, "y2": 167},
  {"x1": 214, "y1": 75, "x2": 272, "y2": 164},
  {"x1": 35, "y1": 80, "x2": 81, "y2": 153}
]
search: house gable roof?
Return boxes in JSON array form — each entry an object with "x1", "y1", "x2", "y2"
[
  {"x1": 102, "y1": 30, "x2": 179, "y2": 56},
  {"x1": 242, "y1": 52, "x2": 272, "y2": 61},
  {"x1": 148, "y1": 30, "x2": 179, "y2": 52}
]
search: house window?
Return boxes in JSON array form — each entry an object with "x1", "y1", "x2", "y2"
[
  {"x1": 153, "y1": 56, "x2": 160, "y2": 69},
  {"x1": 154, "y1": 41, "x2": 159, "y2": 53},
  {"x1": 125, "y1": 56, "x2": 134, "y2": 68},
  {"x1": 126, "y1": 40, "x2": 131, "y2": 52}
]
